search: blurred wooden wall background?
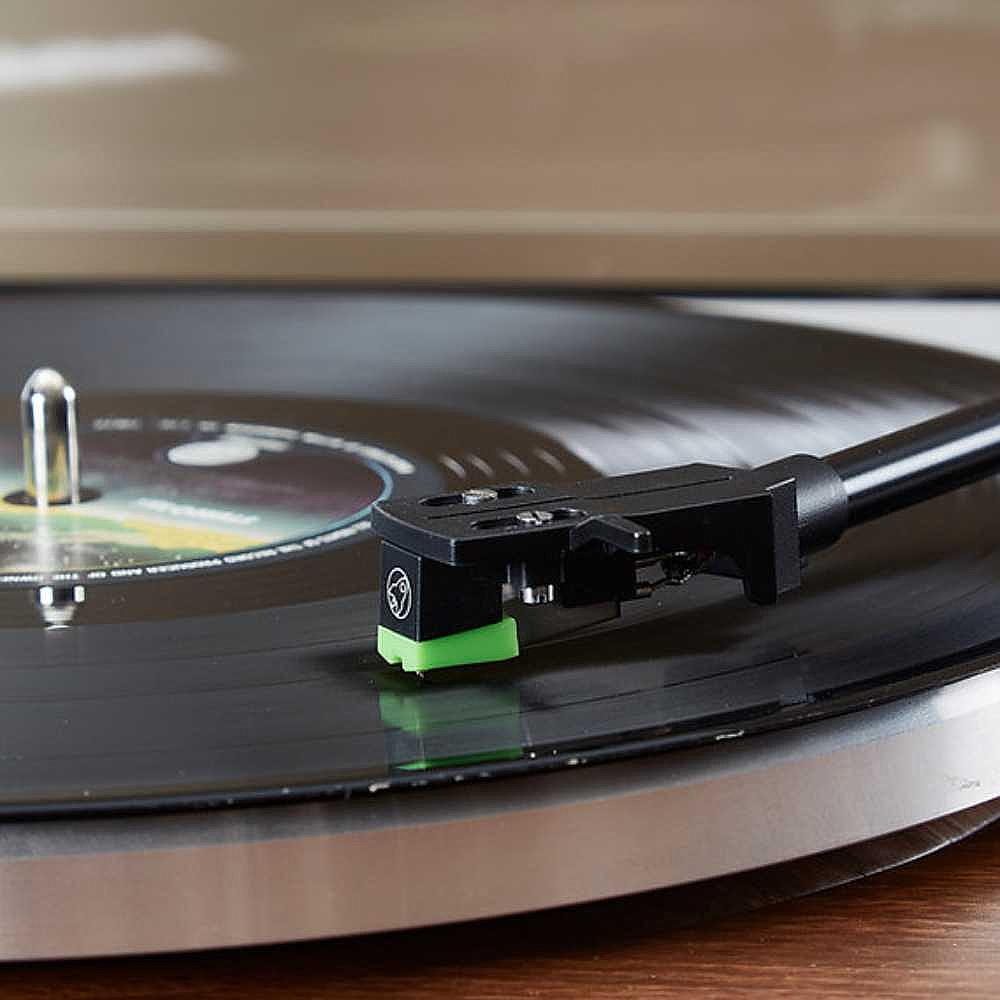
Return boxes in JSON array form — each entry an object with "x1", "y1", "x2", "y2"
[{"x1": 1, "y1": 0, "x2": 998, "y2": 286}]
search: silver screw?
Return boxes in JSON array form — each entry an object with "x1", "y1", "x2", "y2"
[
  {"x1": 461, "y1": 487, "x2": 499, "y2": 505},
  {"x1": 515, "y1": 510, "x2": 554, "y2": 527},
  {"x1": 521, "y1": 584, "x2": 557, "y2": 605}
]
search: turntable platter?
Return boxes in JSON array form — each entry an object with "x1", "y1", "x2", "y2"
[
  {"x1": 1, "y1": 290, "x2": 999, "y2": 958},
  {"x1": 0, "y1": 290, "x2": 995, "y2": 814}
]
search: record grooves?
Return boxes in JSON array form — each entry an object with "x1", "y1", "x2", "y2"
[{"x1": 0, "y1": 290, "x2": 998, "y2": 821}]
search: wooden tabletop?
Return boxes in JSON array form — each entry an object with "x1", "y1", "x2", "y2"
[{"x1": 1, "y1": 811, "x2": 999, "y2": 999}]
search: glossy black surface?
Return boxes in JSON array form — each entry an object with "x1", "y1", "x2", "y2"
[
  {"x1": 0, "y1": 289, "x2": 997, "y2": 817},
  {"x1": 828, "y1": 396, "x2": 1000, "y2": 525}
]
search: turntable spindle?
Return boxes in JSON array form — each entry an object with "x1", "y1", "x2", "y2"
[{"x1": 20, "y1": 367, "x2": 80, "y2": 508}]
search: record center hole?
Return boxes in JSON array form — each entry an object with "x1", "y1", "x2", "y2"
[{"x1": 4, "y1": 486, "x2": 101, "y2": 506}]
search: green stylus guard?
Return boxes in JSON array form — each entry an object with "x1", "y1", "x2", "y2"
[{"x1": 377, "y1": 616, "x2": 519, "y2": 672}]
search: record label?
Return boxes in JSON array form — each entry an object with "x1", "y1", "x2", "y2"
[{"x1": 0, "y1": 416, "x2": 418, "y2": 585}]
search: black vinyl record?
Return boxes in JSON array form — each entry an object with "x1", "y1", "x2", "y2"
[{"x1": 0, "y1": 289, "x2": 997, "y2": 818}]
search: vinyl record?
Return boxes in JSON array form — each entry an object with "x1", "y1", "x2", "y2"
[{"x1": 0, "y1": 289, "x2": 998, "y2": 818}]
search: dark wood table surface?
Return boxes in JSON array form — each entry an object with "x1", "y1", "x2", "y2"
[{"x1": 2, "y1": 808, "x2": 1000, "y2": 999}]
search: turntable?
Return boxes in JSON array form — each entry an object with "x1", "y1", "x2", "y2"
[{"x1": 1, "y1": 289, "x2": 1000, "y2": 959}]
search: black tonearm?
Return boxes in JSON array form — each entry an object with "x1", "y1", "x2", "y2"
[{"x1": 373, "y1": 398, "x2": 1000, "y2": 671}]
